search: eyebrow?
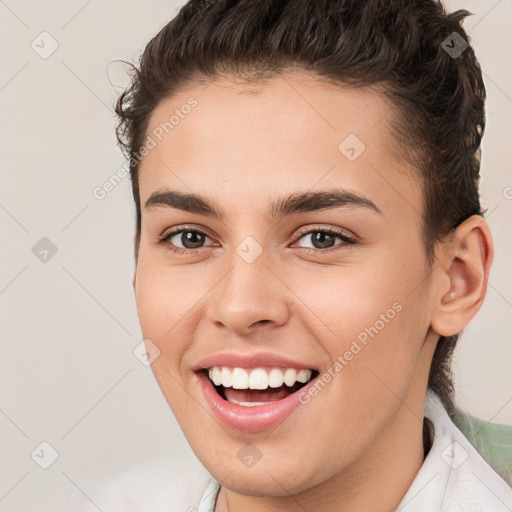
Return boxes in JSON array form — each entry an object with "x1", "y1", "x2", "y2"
[{"x1": 144, "y1": 187, "x2": 382, "y2": 219}]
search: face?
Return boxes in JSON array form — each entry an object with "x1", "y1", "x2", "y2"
[{"x1": 133, "y1": 72, "x2": 439, "y2": 497}]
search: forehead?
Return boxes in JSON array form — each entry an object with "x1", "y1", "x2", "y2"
[{"x1": 139, "y1": 72, "x2": 422, "y2": 221}]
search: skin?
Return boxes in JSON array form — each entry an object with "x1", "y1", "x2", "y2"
[{"x1": 132, "y1": 71, "x2": 493, "y2": 512}]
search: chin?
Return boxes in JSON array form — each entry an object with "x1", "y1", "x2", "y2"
[{"x1": 207, "y1": 463, "x2": 313, "y2": 497}]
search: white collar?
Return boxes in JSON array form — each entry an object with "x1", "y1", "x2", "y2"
[
  {"x1": 198, "y1": 390, "x2": 512, "y2": 511},
  {"x1": 397, "y1": 389, "x2": 512, "y2": 511}
]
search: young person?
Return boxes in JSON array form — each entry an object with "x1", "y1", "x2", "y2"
[{"x1": 110, "y1": 0, "x2": 512, "y2": 510}]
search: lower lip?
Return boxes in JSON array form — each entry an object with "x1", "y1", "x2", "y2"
[{"x1": 197, "y1": 372, "x2": 318, "y2": 432}]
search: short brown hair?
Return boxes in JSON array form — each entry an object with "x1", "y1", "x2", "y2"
[{"x1": 115, "y1": 0, "x2": 486, "y2": 414}]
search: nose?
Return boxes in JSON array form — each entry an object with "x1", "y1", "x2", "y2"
[{"x1": 207, "y1": 249, "x2": 290, "y2": 337}]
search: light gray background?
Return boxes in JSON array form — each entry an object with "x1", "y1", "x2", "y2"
[{"x1": 0, "y1": 1, "x2": 511, "y2": 510}]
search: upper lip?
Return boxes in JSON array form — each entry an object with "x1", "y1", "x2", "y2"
[{"x1": 193, "y1": 352, "x2": 317, "y2": 371}]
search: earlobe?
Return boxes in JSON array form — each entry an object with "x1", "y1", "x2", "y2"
[{"x1": 431, "y1": 215, "x2": 494, "y2": 337}]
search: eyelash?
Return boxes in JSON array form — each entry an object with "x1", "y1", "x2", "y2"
[{"x1": 156, "y1": 225, "x2": 357, "y2": 256}]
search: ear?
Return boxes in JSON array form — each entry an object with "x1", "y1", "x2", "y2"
[{"x1": 431, "y1": 215, "x2": 494, "y2": 337}]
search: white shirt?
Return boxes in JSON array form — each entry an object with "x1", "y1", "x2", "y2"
[
  {"x1": 395, "y1": 390, "x2": 512, "y2": 511},
  {"x1": 77, "y1": 390, "x2": 512, "y2": 511}
]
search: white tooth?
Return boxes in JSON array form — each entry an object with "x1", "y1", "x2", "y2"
[
  {"x1": 211, "y1": 366, "x2": 311, "y2": 388},
  {"x1": 249, "y1": 368, "x2": 269, "y2": 390},
  {"x1": 211, "y1": 366, "x2": 222, "y2": 386},
  {"x1": 284, "y1": 368, "x2": 298, "y2": 387},
  {"x1": 227, "y1": 396, "x2": 266, "y2": 407},
  {"x1": 221, "y1": 367, "x2": 233, "y2": 388},
  {"x1": 296, "y1": 369, "x2": 312, "y2": 383},
  {"x1": 268, "y1": 368, "x2": 284, "y2": 388},
  {"x1": 232, "y1": 368, "x2": 249, "y2": 389}
]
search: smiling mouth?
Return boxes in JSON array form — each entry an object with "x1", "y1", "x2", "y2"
[{"x1": 204, "y1": 366, "x2": 319, "y2": 407}]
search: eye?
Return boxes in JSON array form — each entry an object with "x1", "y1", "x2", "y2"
[
  {"x1": 157, "y1": 227, "x2": 216, "y2": 255},
  {"x1": 156, "y1": 225, "x2": 357, "y2": 256},
  {"x1": 292, "y1": 227, "x2": 357, "y2": 253}
]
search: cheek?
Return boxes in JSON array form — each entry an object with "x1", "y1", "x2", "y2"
[
  {"x1": 133, "y1": 261, "x2": 195, "y2": 399},
  {"x1": 134, "y1": 254, "x2": 201, "y2": 340},
  {"x1": 292, "y1": 257, "x2": 426, "y2": 343},
  {"x1": 134, "y1": 262, "x2": 198, "y2": 419},
  {"x1": 288, "y1": 253, "x2": 432, "y2": 393}
]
